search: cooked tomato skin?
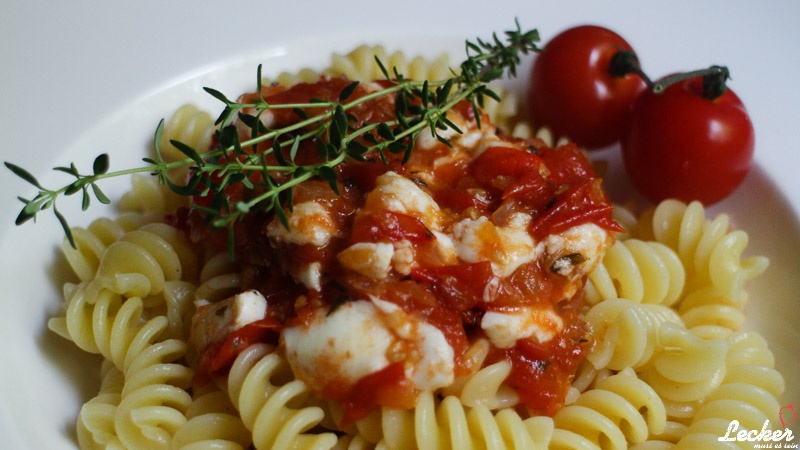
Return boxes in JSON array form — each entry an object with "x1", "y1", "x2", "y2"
[
  {"x1": 621, "y1": 74, "x2": 755, "y2": 205},
  {"x1": 494, "y1": 296, "x2": 589, "y2": 415},
  {"x1": 193, "y1": 318, "x2": 282, "y2": 385},
  {"x1": 527, "y1": 25, "x2": 647, "y2": 149}
]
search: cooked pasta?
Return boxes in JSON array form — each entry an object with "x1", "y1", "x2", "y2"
[
  {"x1": 172, "y1": 386, "x2": 252, "y2": 450},
  {"x1": 47, "y1": 44, "x2": 785, "y2": 450},
  {"x1": 156, "y1": 103, "x2": 216, "y2": 184},
  {"x1": 76, "y1": 361, "x2": 125, "y2": 449},
  {"x1": 584, "y1": 298, "x2": 682, "y2": 371},
  {"x1": 61, "y1": 212, "x2": 163, "y2": 282},
  {"x1": 223, "y1": 343, "x2": 338, "y2": 449},
  {"x1": 639, "y1": 323, "x2": 729, "y2": 420},
  {"x1": 340, "y1": 391, "x2": 554, "y2": 449},
  {"x1": 549, "y1": 368, "x2": 667, "y2": 449},
  {"x1": 194, "y1": 251, "x2": 244, "y2": 304},
  {"x1": 119, "y1": 174, "x2": 190, "y2": 214},
  {"x1": 585, "y1": 239, "x2": 686, "y2": 306},
  {"x1": 439, "y1": 338, "x2": 519, "y2": 410},
  {"x1": 634, "y1": 200, "x2": 768, "y2": 303},
  {"x1": 677, "y1": 286, "x2": 747, "y2": 339},
  {"x1": 675, "y1": 331, "x2": 785, "y2": 448}
]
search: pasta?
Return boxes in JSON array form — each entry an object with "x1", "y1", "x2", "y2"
[
  {"x1": 223, "y1": 343, "x2": 338, "y2": 449},
  {"x1": 47, "y1": 44, "x2": 786, "y2": 450},
  {"x1": 585, "y1": 239, "x2": 685, "y2": 306},
  {"x1": 584, "y1": 298, "x2": 682, "y2": 371},
  {"x1": 634, "y1": 199, "x2": 768, "y2": 303},
  {"x1": 549, "y1": 368, "x2": 667, "y2": 449}
]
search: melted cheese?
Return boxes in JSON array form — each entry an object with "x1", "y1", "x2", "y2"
[
  {"x1": 538, "y1": 223, "x2": 612, "y2": 297},
  {"x1": 189, "y1": 290, "x2": 268, "y2": 355},
  {"x1": 481, "y1": 307, "x2": 564, "y2": 348},
  {"x1": 338, "y1": 242, "x2": 394, "y2": 279},
  {"x1": 365, "y1": 171, "x2": 442, "y2": 231},
  {"x1": 266, "y1": 201, "x2": 339, "y2": 247},
  {"x1": 282, "y1": 298, "x2": 454, "y2": 393},
  {"x1": 451, "y1": 213, "x2": 538, "y2": 277}
]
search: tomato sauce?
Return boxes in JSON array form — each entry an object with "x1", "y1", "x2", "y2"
[{"x1": 175, "y1": 76, "x2": 619, "y2": 421}]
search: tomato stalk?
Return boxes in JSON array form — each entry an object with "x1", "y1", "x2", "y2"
[
  {"x1": 650, "y1": 65, "x2": 731, "y2": 99},
  {"x1": 609, "y1": 48, "x2": 732, "y2": 101},
  {"x1": 609, "y1": 49, "x2": 653, "y2": 86}
]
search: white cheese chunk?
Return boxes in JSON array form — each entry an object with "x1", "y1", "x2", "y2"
[
  {"x1": 294, "y1": 262, "x2": 323, "y2": 291},
  {"x1": 266, "y1": 201, "x2": 339, "y2": 247},
  {"x1": 283, "y1": 300, "x2": 393, "y2": 387},
  {"x1": 451, "y1": 213, "x2": 538, "y2": 277},
  {"x1": 481, "y1": 307, "x2": 564, "y2": 349},
  {"x1": 189, "y1": 289, "x2": 268, "y2": 356},
  {"x1": 410, "y1": 320, "x2": 455, "y2": 390},
  {"x1": 283, "y1": 297, "x2": 455, "y2": 393},
  {"x1": 538, "y1": 223, "x2": 611, "y2": 295},
  {"x1": 365, "y1": 171, "x2": 441, "y2": 231},
  {"x1": 338, "y1": 242, "x2": 394, "y2": 279}
]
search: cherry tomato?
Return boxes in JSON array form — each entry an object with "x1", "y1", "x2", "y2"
[
  {"x1": 621, "y1": 70, "x2": 755, "y2": 205},
  {"x1": 527, "y1": 25, "x2": 647, "y2": 149}
]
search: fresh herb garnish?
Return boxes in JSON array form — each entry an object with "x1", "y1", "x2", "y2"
[{"x1": 5, "y1": 20, "x2": 540, "y2": 250}]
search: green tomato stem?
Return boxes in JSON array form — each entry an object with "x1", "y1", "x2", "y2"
[
  {"x1": 652, "y1": 65, "x2": 730, "y2": 99},
  {"x1": 609, "y1": 49, "x2": 653, "y2": 86}
]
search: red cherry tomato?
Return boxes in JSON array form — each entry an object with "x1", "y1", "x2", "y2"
[
  {"x1": 527, "y1": 25, "x2": 647, "y2": 149},
  {"x1": 621, "y1": 71, "x2": 755, "y2": 205}
]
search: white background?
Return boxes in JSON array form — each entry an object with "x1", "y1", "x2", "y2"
[{"x1": 1, "y1": 0, "x2": 799, "y2": 447}]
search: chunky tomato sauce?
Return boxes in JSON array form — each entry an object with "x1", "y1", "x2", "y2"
[{"x1": 174, "y1": 76, "x2": 620, "y2": 422}]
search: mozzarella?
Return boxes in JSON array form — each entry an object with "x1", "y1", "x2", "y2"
[
  {"x1": 410, "y1": 320, "x2": 455, "y2": 390},
  {"x1": 338, "y1": 242, "x2": 394, "y2": 279},
  {"x1": 539, "y1": 223, "x2": 611, "y2": 279},
  {"x1": 391, "y1": 239, "x2": 416, "y2": 276},
  {"x1": 189, "y1": 289, "x2": 268, "y2": 356},
  {"x1": 390, "y1": 232, "x2": 457, "y2": 276},
  {"x1": 266, "y1": 201, "x2": 339, "y2": 247},
  {"x1": 451, "y1": 213, "x2": 538, "y2": 277},
  {"x1": 365, "y1": 171, "x2": 441, "y2": 230},
  {"x1": 283, "y1": 300, "x2": 394, "y2": 387},
  {"x1": 294, "y1": 262, "x2": 323, "y2": 291},
  {"x1": 282, "y1": 297, "x2": 455, "y2": 394},
  {"x1": 481, "y1": 307, "x2": 564, "y2": 349}
]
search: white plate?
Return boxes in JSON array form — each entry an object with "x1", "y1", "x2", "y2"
[{"x1": 2, "y1": 2, "x2": 799, "y2": 447}]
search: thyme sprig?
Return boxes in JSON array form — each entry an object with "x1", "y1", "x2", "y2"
[{"x1": 6, "y1": 20, "x2": 541, "y2": 250}]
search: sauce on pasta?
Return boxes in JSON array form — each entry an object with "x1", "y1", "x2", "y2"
[{"x1": 176, "y1": 76, "x2": 621, "y2": 423}]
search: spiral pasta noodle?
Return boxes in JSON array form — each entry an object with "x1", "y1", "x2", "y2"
[
  {"x1": 172, "y1": 386, "x2": 252, "y2": 450},
  {"x1": 439, "y1": 338, "x2": 519, "y2": 410},
  {"x1": 342, "y1": 390, "x2": 554, "y2": 450},
  {"x1": 223, "y1": 343, "x2": 338, "y2": 449},
  {"x1": 635, "y1": 200, "x2": 768, "y2": 304},
  {"x1": 676, "y1": 286, "x2": 747, "y2": 339},
  {"x1": 77, "y1": 361, "x2": 125, "y2": 449},
  {"x1": 61, "y1": 212, "x2": 163, "y2": 282},
  {"x1": 584, "y1": 298, "x2": 682, "y2": 371},
  {"x1": 194, "y1": 251, "x2": 244, "y2": 304},
  {"x1": 549, "y1": 368, "x2": 667, "y2": 449},
  {"x1": 639, "y1": 323, "x2": 729, "y2": 420},
  {"x1": 156, "y1": 103, "x2": 216, "y2": 184},
  {"x1": 63, "y1": 284, "x2": 194, "y2": 449},
  {"x1": 118, "y1": 174, "x2": 190, "y2": 214},
  {"x1": 112, "y1": 334, "x2": 193, "y2": 449},
  {"x1": 675, "y1": 331, "x2": 785, "y2": 449},
  {"x1": 585, "y1": 239, "x2": 686, "y2": 306}
]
